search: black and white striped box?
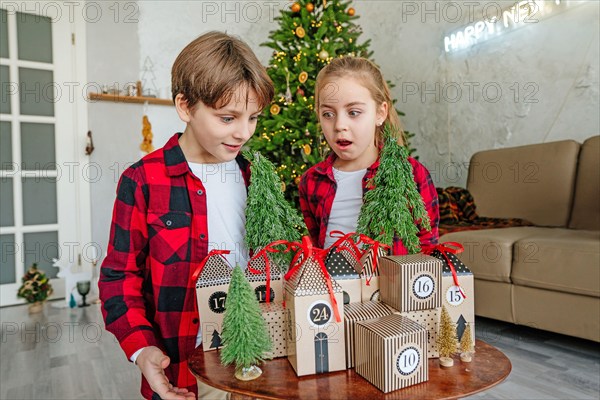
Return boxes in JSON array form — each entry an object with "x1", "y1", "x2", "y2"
[{"x1": 344, "y1": 301, "x2": 392, "y2": 368}]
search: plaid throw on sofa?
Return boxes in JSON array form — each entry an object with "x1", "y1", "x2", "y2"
[{"x1": 437, "y1": 187, "x2": 534, "y2": 236}]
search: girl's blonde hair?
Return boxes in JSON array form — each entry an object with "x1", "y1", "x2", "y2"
[{"x1": 315, "y1": 56, "x2": 405, "y2": 146}]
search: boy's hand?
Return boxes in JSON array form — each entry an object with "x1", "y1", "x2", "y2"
[{"x1": 136, "y1": 346, "x2": 196, "y2": 400}]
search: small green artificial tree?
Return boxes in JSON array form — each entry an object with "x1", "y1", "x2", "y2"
[
  {"x1": 17, "y1": 263, "x2": 53, "y2": 303},
  {"x1": 356, "y1": 125, "x2": 431, "y2": 253},
  {"x1": 220, "y1": 265, "x2": 272, "y2": 376},
  {"x1": 244, "y1": 151, "x2": 305, "y2": 249}
]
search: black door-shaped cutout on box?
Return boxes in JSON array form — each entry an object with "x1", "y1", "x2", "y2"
[{"x1": 314, "y1": 332, "x2": 329, "y2": 373}]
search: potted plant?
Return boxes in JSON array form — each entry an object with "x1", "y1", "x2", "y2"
[{"x1": 17, "y1": 263, "x2": 53, "y2": 313}]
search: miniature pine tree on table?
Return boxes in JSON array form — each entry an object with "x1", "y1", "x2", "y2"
[
  {"x1": 244, "y1": 151, "x2": 305, "y2": 264},
  {"x1": 437, "y1": 305, "x2": 459, "y2": 367},
  {"x1": 356, "y1": 125, "x2": 431, "y2": 253},
  {"x1": 248, "y1": 0, "x2": 416, "y2": 207},
  {"x1": 459, "y1": 322, "x2": 475, "y2": 362},
  {"x1": 220, "y1": 265, "x2": 272, "y2": 380}
]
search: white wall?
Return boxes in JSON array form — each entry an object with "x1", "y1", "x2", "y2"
[{"x1": 87, "y1": 0, "x2": 600, "y2": 255}]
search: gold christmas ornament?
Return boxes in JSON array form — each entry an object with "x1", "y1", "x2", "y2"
[
  {"x1": 348, "y1": 7, "x2": 355, "y2": 16},
  {"x1": 318, "y1": 49, "x2": 329, "y2": 60},
  {"x1": 298, "y1": 71, "x2": 308, "y2": 83},
  {"x1": 306, "y1": 3, "x2": 314, "y2": 12},
  {"x1": 140, "y1": 115, "x2": 155, "y2": 153},
  {"x1": 270, "y1": 104, "x2": 281, "y2": 115},
  {"x1": 280, "y1": 181, "x2": 286, "y2": 192},
  {"x1": 294, "y1": 176, "x2": 302, "y2": 185},
  {"x1": 291, "y1": 2, "x2": 301, "y2": 13},
  {"x1": 303, "y1": 144, "x2": 312, "y2": 155},
  {"x1": 295, "y1": 26, "x2": 306, "y2": 38}
]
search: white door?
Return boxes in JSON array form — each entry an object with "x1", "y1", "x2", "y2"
[{"x1": 0, "y1": 3, "x2": 91, "y2": 306}]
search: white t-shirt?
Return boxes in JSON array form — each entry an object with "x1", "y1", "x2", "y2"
[{"x1": 324, "y1": 168, "x2": 367, "y2": 248}]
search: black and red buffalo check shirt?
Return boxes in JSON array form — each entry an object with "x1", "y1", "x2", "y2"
[
  {"x1": 298, "y1": 153, "x2": 439, "y2": 253},
  {"x1": 99, "y1": 133, "x2": 250, "y2": 399}
]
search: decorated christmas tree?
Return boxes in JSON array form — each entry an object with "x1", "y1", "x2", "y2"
[
  {"x1": 220, "y1": 265, "x2": 272, "y2": 380},
  {"x1": 244, "y1": 151, "x2": 305, "y2": 254},
  {"x1": 437, "y1": 305, "x2": 459, "y2": 367},
  {"x1": 249, "y1": 0, "x2": 414, "y2": 206},
  {"x1": 356, "y1": 124, "x2": 431, "y2": 253}
]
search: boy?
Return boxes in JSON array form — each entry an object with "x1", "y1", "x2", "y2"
[{"x1": 99, "y1": 31, "x2": 274, "y2": 400}]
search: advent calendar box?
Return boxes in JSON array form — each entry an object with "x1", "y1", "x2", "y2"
[
  {"x1": 358, "y1": 244, "x2": 389, "y2": 302},
  {"x1": 355, "y1": 314, "x2": 428, "y2": 393},
  {"x1": 397, "y1": 308, "x2": 440, "y2": 358},
  {"x1": 260, "y1": 302, "x2": 287, "y2": 358},
  {"x1": 430, "y1": 247, "x2": 475, "y2": 350},
  {"x1": 285, "y1": 247, "x2": 346, "y2": 376},
  {"x1": 325, "y1": 236, "x2": 363, "y2": 304},
  {"x1": 246, "y1": 249, "x2": 284, "y2": 305},
  {"x1": 344, "y1": 301, "x2": 392, "y2": 368},
  {"x1": 379, "y1": 255, "x2": 443, "y2": 313},
  {"x1": 195, "y1": 252, "x2": 233, "y2": 352}
]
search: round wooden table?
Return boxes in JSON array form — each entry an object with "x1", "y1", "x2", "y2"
[{"x1": 189, "y1": 339, "x2": 511, "y2": 399}]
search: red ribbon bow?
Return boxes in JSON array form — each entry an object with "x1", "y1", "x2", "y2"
[
  {"x1": 356, "y1": 234, "x2": 390, "y2": 285},
  {"x1": 422, "y1": 242, "x2": 466, "y2": 298},
  {"x1": 247, "y1": 240, "x2": 291, "y2": 303},
  {"x1": 328, "y1": 230, "x2": 364, "y2": 266},
  {"x1": 284, "y1": 236, "x2": 342, "y2": 323},
  {"x1": 192, "y1": 249, "x2": 231, "y2": 283}
]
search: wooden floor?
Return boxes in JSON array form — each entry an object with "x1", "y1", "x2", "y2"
[{"x1": 0, "y1": 301, "x2": 598, "y2": 399}]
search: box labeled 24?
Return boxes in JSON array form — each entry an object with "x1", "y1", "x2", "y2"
[{"x1": 285, "y1": 253, "x2": 345, "y2": 376}]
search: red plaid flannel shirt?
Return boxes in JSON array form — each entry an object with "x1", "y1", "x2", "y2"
[
  {"x1": 99, "y1": 133, "x2": 250, "y2": 399},
  {"x1": 298, "y1": 153, "x2": 439, "y2": 253}
]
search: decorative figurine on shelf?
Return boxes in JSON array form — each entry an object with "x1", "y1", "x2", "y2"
[
  {"x1": 140, "y1": 115, "x2": 155, "y2": 154},
  {"x1": 220, "y1": 265, "x2": 272, "y2": 381},
  {"x1": 437, "y1": 305, "x2": 459, "y2": 367},
  {"x1": 459, "y1": 322, "x2": 475, "y2": 362},
  {"x1": 17, "y1": 263, "x2": 53, "y2": 314}
]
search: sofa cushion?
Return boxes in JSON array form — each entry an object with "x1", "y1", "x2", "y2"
[
  {"x1": 569, "y1": 136, "x2": 600, "y2": 231},
  {"x1": 512, "y1": 229, "x2": 600, "y2": 297},
  {"x1": 440, "y1": 227, "x2": 553, "y2": 283},
  {"x1": 467, "y1": 140, "x2": 580, "y2": 227}
]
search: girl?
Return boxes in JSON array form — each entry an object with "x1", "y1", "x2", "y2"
[{"x1": 298, "y1": 57, "x2": 439, "y2": 254}]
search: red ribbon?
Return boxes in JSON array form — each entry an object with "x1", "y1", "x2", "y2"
[
  {"x1": 328, "y1": 230, "x2": 363, "y2": 266},
  {"x1": 422, "y1": 242, "x2": 466, "y2": 298},
  {"x1": 192, "y1": 249, "x2": 231, "y2": 283},
  {"x1": 247, "y1": 240, "x2": 291, "y2": 303},
  {"x1": 356, "y1": 234, "x2": 390, "y2": 286},
  {"x1": 284, "y1": 236, "x2": 342, "y2": 323}
]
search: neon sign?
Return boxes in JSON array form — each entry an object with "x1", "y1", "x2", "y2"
[{"x1": 444, "y1": 0, "x2": 584, "y2": 53}]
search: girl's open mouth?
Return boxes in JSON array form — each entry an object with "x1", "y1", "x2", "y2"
[{"x1": 336, "y1": 139, "x2": 352, "y2": 149}]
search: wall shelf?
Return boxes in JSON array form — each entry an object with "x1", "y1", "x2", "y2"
[{"x1": 89, "y1": 93, "x2": 173, "y2": 106}]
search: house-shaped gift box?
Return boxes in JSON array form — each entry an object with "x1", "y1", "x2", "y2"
[
  {"x1": 425, "y1": 243, "x2": 475, "y2": 350},
  {"x1": 245, "y1": 244, "x2": 285, "y2": 304},
  {"x1": 324, "y1": 231, "x2": 363, "y2": 304},
  {"x1": 194, "y1": 250, "x2": 233, "y2": 352},
  {"x1": 285, "y1": 237, "x2": 346, "y2": 376}
]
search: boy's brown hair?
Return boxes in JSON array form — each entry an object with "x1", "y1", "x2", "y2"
[{"x1": 171, "y1": 31, "x2": 274, "y2": 110}]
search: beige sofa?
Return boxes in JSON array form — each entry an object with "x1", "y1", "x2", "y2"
[{"x1": 440, "y1": 136, "x2": 599, "y2": 342}]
